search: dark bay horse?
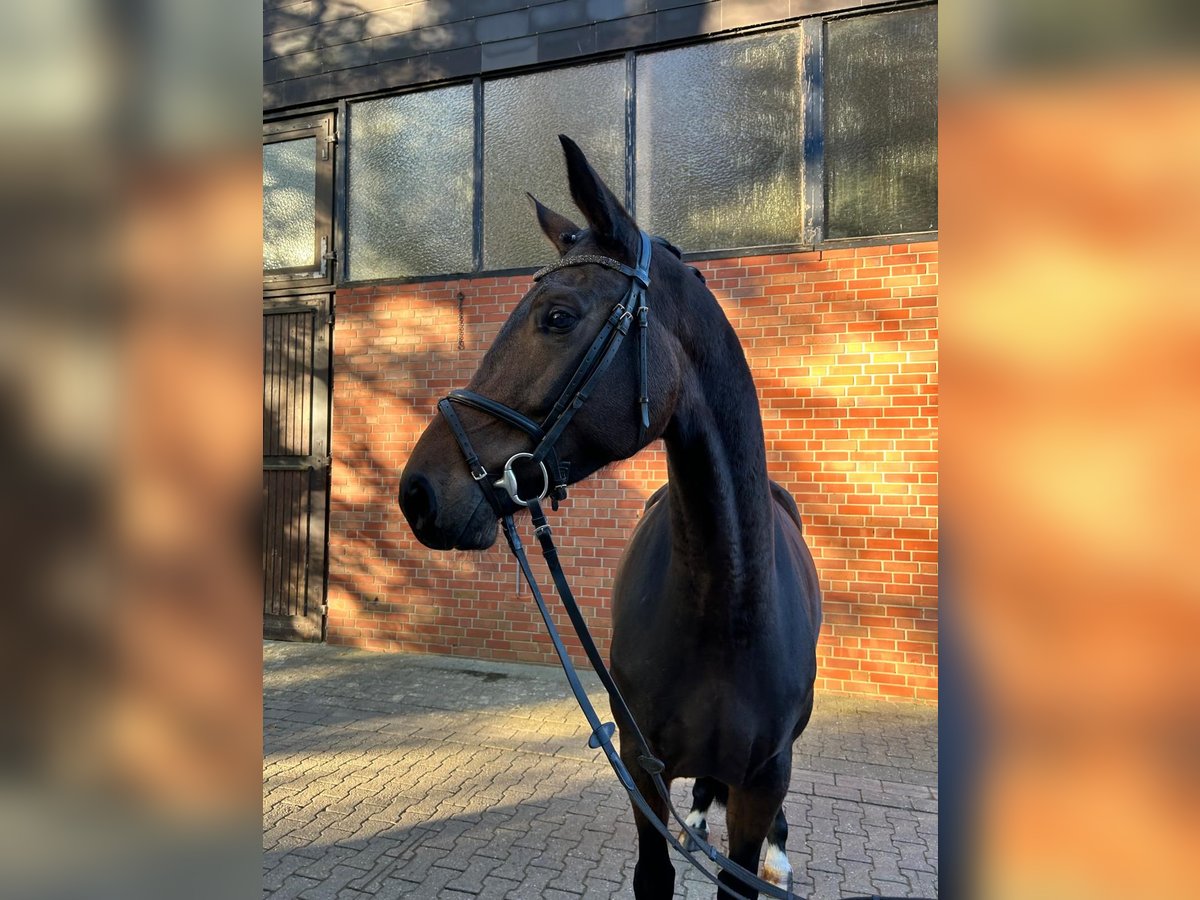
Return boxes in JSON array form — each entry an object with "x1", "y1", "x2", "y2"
[{"x1": 399, "y1": 136, "x2": 822, "y2": 899}]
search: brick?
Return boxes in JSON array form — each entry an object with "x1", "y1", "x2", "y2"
[{"x1": 320, "y1": 243, "x2": 938, "y2": 698}]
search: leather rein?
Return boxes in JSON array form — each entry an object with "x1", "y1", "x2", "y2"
[{"x1": 435, "y1": 231, "x2": 904, "y2": 900}]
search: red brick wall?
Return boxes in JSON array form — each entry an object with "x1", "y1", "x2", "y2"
[{"x1": 328, "y1": 242, "x2": 938, "y2": 702}]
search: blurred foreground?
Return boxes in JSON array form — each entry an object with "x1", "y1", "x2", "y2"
[
  {"x1": 0, "y1": 1, "x2": 261, "y2": 897},
  {"x1": 0, "y1": 0, "x2": 1197, "y2": 897},
  {"x1": 942, "y1": 3, "x2": 1200, "y2": 897}
]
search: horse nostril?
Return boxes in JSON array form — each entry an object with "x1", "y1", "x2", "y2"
[{"x1": 401, "y1": 473, "x2": 438, "y2": 530}]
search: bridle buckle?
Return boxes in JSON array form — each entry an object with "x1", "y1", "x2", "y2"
[{"x1": 494, "y1": 452, "x2": 550, "y2": 507}]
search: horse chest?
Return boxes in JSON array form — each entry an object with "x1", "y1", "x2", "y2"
[
  {"x1": 610, "y1": 490, "x2": 817, "y2": 780},
  {"x1": 612, "y1": 626, "x2": 798, "y2": 780}
]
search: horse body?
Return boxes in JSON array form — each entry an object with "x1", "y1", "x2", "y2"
[
  {"x1": 607, "y1": 268, "x2": 822, "y2": 898},
  {"x1": 613, "y1": 487, "x2": 820, "y2": 784},
  {"x1": 399, "y1": 135, "x2": 822, "y2": 899}
]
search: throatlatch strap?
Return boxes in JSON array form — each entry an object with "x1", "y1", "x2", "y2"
[{"x1": 635, "y1": 296, "x2": 649, "y2": 443}]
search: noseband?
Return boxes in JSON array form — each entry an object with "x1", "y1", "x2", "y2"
[{"x1": 437, "y1": 230, "x2": 652, "y2": 513}]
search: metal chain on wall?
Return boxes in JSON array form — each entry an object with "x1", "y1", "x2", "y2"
[{"x1": 457, "y1": 291, "x2": 465, "y2": 351}]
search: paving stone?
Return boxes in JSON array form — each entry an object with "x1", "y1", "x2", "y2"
[
  {"x1": 810, "y1": 868, "x2": 846, "y2": 899},
  {"x1": 475, "y1": 874, "x2": 521, "y2": 899},
  {"x1": 547, "y1": 853, "x2": 598, "y2": 893},
  {"x1": 445, "y1": 853, "x2": 504, "y2": 893},
  {"x1": 296, "y1": 865, "x2": 367, "y2": 900},
  {"x1": 385, "y1": 845, "x2": 445, "y2": 885},
  {"x1": 895, "y1": 838, "x2": 937, "y2": 873},
  {"x1": 835, "y1": 832, "x2": 874, "y2": 864},
  {"x1": 294, "y1": 848, "x2": 359, "y2": 882},
  {"x1": 870, "y1": 878, "x2": 915, "y2": 898},
  {"x1": 906, "y1": 867, "x2": 940, "y2": 896},
  {"x1": 395, "y1": 864, "x2": 460, "y2": 895},
  {"x1": 868, "y1": 850, "x2": 906, "y2": 885},
  {"x1": 270, "y1": 875, "x2": 322, "y2": 900},
  {"x1": 580, "y1": 875, "x2": 622, "y2": 899},
  {"x1": 264, "y1": 642, "x2": 938, "y2": 899},
  {"x1": 502, "y1": 864, "x2": 558, "y2": 899},
  {"x1": 264, "y1": 854, "x2": 315, "y2": 892}
]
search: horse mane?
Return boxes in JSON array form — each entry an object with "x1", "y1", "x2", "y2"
[
  {"x1": 643, "y1": 480, "x2": 803, "y2": 535},
  {"x1": 643, "y1": 483, "x2": 669, "y2": 512},
  {"x1": 769, "y1": 481, "x2": 803, "y2": 533},
  {"x1": 651, "y1": 235, "x2": 706, "y2": 284}
]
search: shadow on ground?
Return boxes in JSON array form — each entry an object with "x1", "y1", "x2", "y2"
[{"x1": 264, "y1": 641, "x2": 938, "y2": 899}]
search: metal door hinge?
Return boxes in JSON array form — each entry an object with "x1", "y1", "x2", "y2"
[
  {"x1": 318, "y1": 236, "x2": 337, "y2": 277},
  {"x1": 321, "y1": 121, "x2": 338, "y2": 160}
]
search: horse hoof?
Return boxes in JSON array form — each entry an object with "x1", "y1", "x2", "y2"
[
  {"x1": 760, "y1": 844, "x2": 792, "y2": 888},
  {"x1": 678, "y1": 824, "x2": 708, "y2": 852}
]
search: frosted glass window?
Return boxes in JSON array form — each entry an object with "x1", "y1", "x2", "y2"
[
  {"x1": 263, "y1": 138, "x2": 317, "y2": 271},
  {"x1": 347, "y1": 86, "x2": 474, "y2": 279},
  {"x1": 483, "y1": 62, "x2": 626, "y2": 270},
  {"x1": 826, "y1": 6, "x2": 938, "y2": 238},
  {"x1": 635, "y1": 31, "x2": 804, "y2": 252}
]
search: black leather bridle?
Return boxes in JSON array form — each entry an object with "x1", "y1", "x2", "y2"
[
  {"x1": 437, "y1": 229, "x2": 653, "y2": 517},
  {"x1": 433, "y1": 231, "x2": 914, "y2": 900}
]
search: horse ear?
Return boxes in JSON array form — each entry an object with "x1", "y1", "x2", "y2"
[
  {"x1": 559, "y1": 134, "x2": 638, "y2": 257},
  {"x1": 527, "y1": 193, "x2": 581, "y2": 256}
]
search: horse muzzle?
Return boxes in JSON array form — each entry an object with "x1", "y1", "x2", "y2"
[{"x1": 400, "y1": 461, "x2": 501, "y2": 551}]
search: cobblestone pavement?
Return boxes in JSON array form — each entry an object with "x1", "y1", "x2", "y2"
[{"x1": 264, "y1": 642, "x2": 937, "y2": 899}]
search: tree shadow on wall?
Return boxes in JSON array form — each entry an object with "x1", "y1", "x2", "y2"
[
  {"x1": 264, "y1": 1, "x2": 491, "y2": 90},
  {"x1": 714, "y1": 275, "x2": 940, "y2": 677},
  {"x1": 324, "y1": 288, "x2": 684, "y2": 668},
  {"x1": 328, "y1": 277, "x2": 936, "y2": 681}
]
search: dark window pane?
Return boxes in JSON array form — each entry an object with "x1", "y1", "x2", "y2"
[
  {"x1": 826, "y1": 6, "x2": 938, "y2": 239},
  {"x1": 263, "y1": 137, "x2": 316, "y2": 271},
  {"x1": 347, "y1": 86, "x2": 474, "y2": 279},
  {"x1": 484, "y1": 62, "x2": 626, "y2": 270},
  {"x1": 635, "y1": 30, "x2": 804, "y2": 252}
]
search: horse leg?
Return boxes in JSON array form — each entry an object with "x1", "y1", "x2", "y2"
[
  {"x1": 716, "y1": 754, "x2": 790, "y2": 900},
  {"x1": 759, "y1": 806, "x2": 791, "y2": 889},
  {"x1": 680, "y1": 776, "x2": 729, "y2": 849},
  {"x1": 622, "y1": 743, "x2": 676, "y2": 900}
]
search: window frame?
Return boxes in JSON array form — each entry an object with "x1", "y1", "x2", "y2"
[
  {"x1": 480, "y1": 58, "x2": 630, "y2": 273},
  {"x1": 821, "y1": 3, "x2": 940, "y2": 242},
  {"x1": 263, "y1": 113, "x2": 337, "y2": 288},
  {"x1": 334, "y1": 2, "x2": 937, "y2": 287}
]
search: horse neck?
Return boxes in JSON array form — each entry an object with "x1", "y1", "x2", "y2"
[{"x1": 660, "y1": 284, "x2": 774, "y2": 614}]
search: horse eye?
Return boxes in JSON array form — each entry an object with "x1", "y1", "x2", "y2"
[{"x1": 546, "y1": 309, "x2": 578, "y2": 332}]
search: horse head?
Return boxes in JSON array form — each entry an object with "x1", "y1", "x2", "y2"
[{"x1": 399, "y1": 136, "x2": 693, "y2": 551}]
